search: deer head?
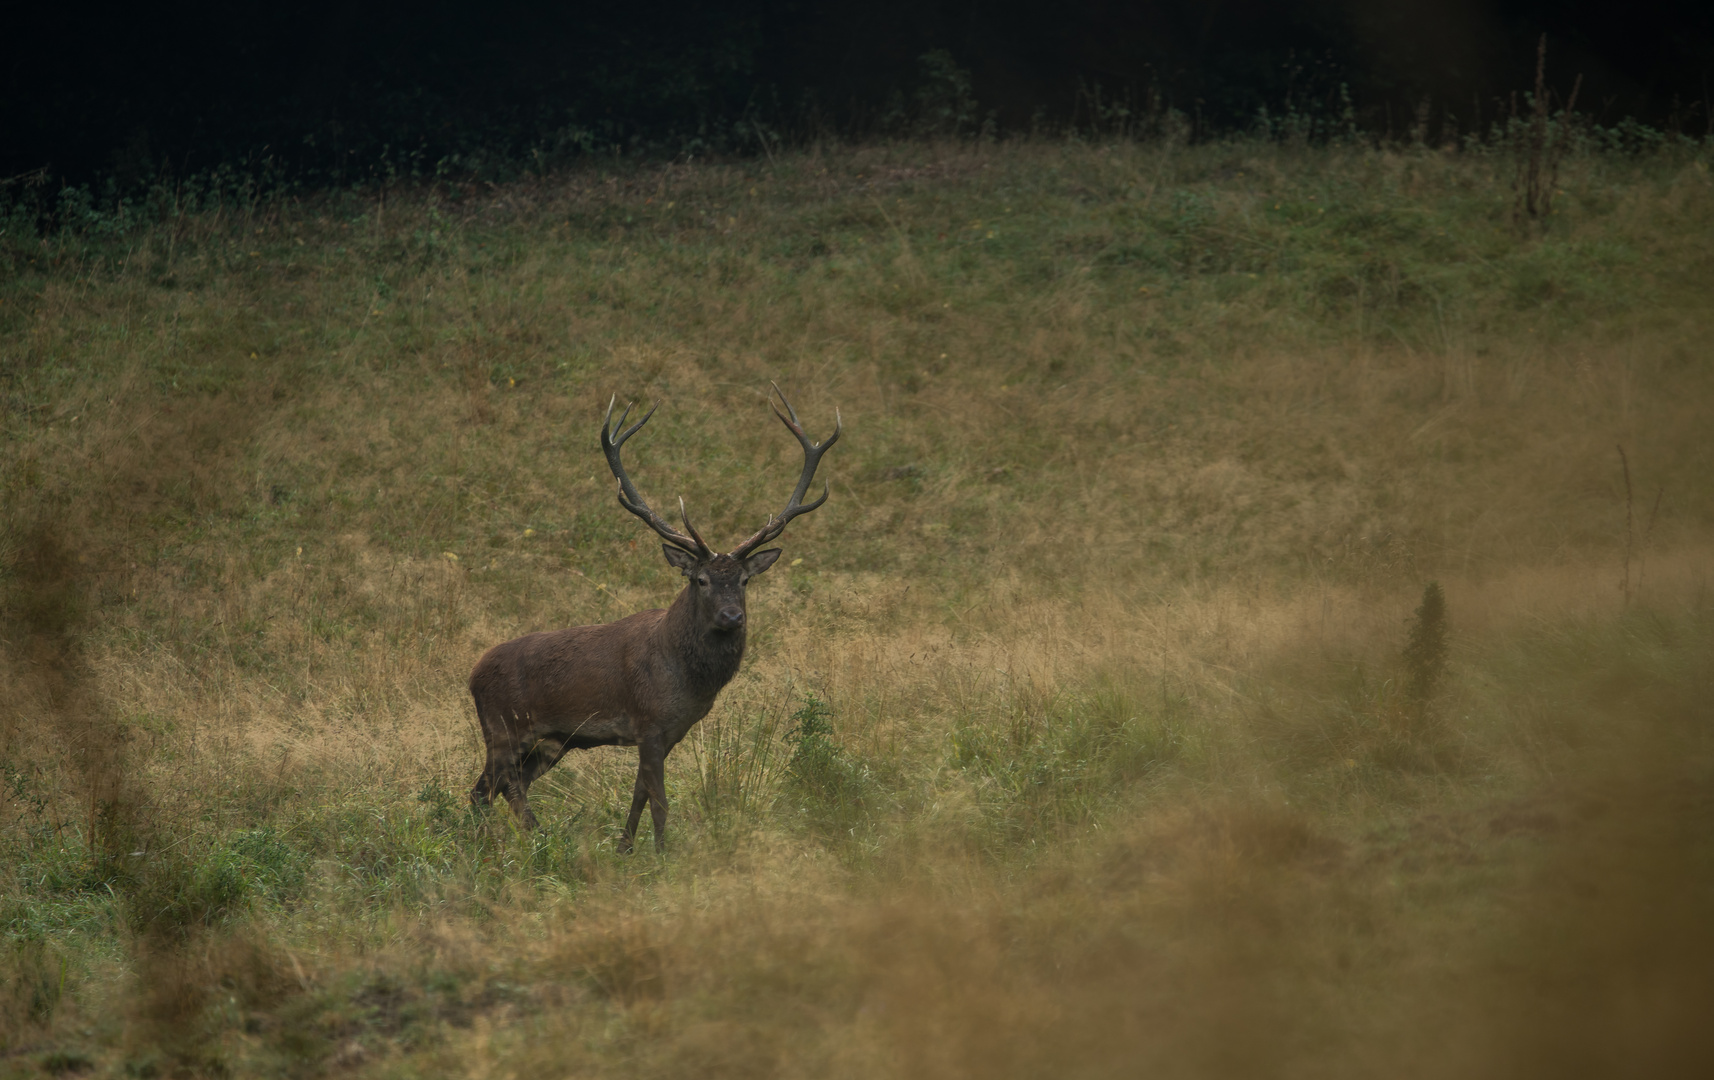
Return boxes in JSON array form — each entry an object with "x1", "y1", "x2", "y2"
[{"x1": 600, "y1": 384, "x2": 840, "y2": 633}]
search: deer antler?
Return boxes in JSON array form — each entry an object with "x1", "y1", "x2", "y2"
[
  {"x1": 729, "y1": 383, "x2": 842, "y2": 558},
  {"x1": 600, "y1": 396, "x2": 712, "y2": 557}
]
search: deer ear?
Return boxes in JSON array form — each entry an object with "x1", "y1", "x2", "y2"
[
  {"x1": 662, "y1": 544, "x2": 699, "y2": 575},
  {"x1": 741, "y1": 548, "x2": 783, "y2": 578}
]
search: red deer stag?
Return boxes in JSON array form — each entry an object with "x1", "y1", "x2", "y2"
[{"x1": 467, "y1": 385, "x2": 839, "y2": 850}]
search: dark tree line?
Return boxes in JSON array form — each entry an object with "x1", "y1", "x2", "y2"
[{"x1": 5, "y1": 1, "x2": 1710, "y2": 190}]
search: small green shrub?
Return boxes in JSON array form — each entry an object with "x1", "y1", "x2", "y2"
[
  {"x1": 785, "y1": 695, "x2": 875, "y2": 836},
  {"x1": 126, "y1": 854, "x2": 243, "y2": 940},
  {"x1": 950, "y1": 684, "x2": 1186, "y2": 845},
  {"x1": 122, "y1": 828, "x2": 310, "y2": 939},
  {"x1": 224, "y1": 827, "x2": 309, "y2": 905},
  {"x1": 416, "y1": 778, "x2": 462, "y2": 826},
  {"x1": 39, "y1": 1049, "x2": 94, "y2": 1075},
  {"x1": 1, "y1": 937, "x2": 68, "y2": 1034}
]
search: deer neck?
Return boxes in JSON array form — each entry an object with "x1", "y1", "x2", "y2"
[{"x1": 660, "y1": 585, "x2": 746, "y2": 692}]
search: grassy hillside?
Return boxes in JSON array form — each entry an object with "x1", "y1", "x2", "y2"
[{"x1": 2, "y1": 138, "x2": 1712, "y2": 1077}]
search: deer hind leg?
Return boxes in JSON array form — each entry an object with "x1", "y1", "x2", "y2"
[
  {"x1": 521, "y1": 737, "x2": 570, "y2": 786},
  {"x1": 491, "y1": 737, "x2": 571, "y2": 833},
  {"x1": 473, "y1": 707, "x2": 539, "y2": 829},
  {"x1": 469, "y1": 692, "x2": 509, "y2": 809},
  {"x1": 469, "y1": 750, "x2": 534, "y2": 828},
  {"x1": 470, "y1": 743, "x2": 503, "y2": 808},
  {"x1": 500, "y1": 758, "x2": 539, "y2": 830},
  {"x1": 470, "y1": 771, "x2": 494, "y2": 807}
]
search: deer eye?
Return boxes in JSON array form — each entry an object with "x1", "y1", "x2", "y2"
[{"x1": 696, "y1": 575, "x2": 710, "y2": 587}]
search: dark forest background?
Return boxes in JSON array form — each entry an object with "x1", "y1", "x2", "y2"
[{"x1": 5, "y1": 0, "x2": 1713, "y2": 192}]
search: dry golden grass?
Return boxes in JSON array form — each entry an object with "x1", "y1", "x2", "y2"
[{"x1": 1, "y1": 138, "x2": 1711, "y2": 1076}]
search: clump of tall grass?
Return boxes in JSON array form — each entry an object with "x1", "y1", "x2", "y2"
[
  {"x1": 1403, "y1": 581, "x2": 1450, "y2": 707},
  {"x1": 784, "y1": 694, "x2": 884, "y2": 842},
  {"x1": 1251, "y1": 580, "x2": 1467, "y2": 807},
  {"x1": 684, "y1": 698, "x2": 790, "y2": 843},
  {"x1": 948, "y1": 679, "x2": 1189, "y2": 849}
]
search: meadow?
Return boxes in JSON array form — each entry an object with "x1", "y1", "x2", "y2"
[{"x1": 2, "y1": 135, "x2": 1712, "y2": 1077}]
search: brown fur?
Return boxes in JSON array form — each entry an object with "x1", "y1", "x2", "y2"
[
  {"x1": 469, "y1": 549, "x2": 780, "y2": 849},
  {"x1": 472, "y1": 388, "x2": 835, "y2": 850}
]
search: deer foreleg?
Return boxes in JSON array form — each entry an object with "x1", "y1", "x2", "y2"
[
  {"x1": 621, "y1": 739, "x2": 669, "y2": 853},
  {"x1": 641, "y1": 739, "x2": 669, "y2": 852},
  {"x1": 620, "y1": 767, "x2": 648, "y2": 853}
]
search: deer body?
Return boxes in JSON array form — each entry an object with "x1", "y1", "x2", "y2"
[
  {"x1": 468, "y1": 387, "x2": 836, "y2": 851},
  {"x1": 469, "y1": 567, "x2": 756, "y2": 838}
]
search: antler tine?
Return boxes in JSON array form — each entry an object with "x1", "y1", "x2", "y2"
[
  {"x1": 730, "y1": 385, "x2": 841, "y2": 558},
  {"x1": 603, "y1": 394, "x2": 652, "y2": 451},
  {"x1": 769, "y1": 380, "x2": 801, "y2": 426},
  {"x1": 767, "y1": 381, "x2": 844, "y2": 510},
  {"x1": 677, "y1": 497, "x2": 711, "y2": 555},
  {"x1": 599, "y1": 397, "x2": 709, "y2": 556}
]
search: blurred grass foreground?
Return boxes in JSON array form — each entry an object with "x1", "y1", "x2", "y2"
[{"x1": 2, "y1": 136, "x2": 1712, "y2": 1078}]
